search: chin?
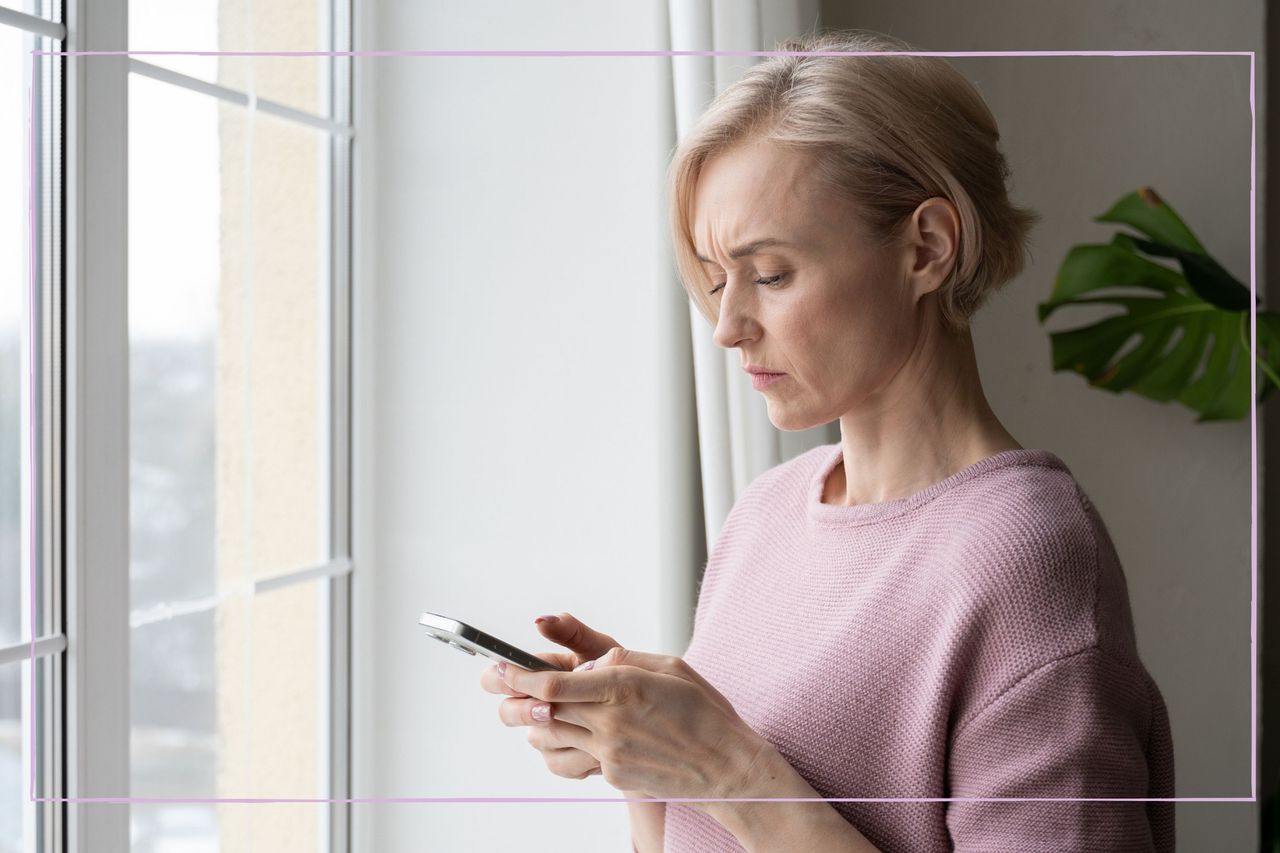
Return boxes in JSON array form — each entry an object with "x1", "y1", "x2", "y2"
[{"x1": 765, "y1": 407, "x2": 821, "y2": 433}]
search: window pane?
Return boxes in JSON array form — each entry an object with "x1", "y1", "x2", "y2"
[
  {"x1": 129, "y1": 0, "x2": 330, "y2": 119},
  {"x1": 1, "y1": 23, "x2": 35, "y2": 648},
  {"x1": 0, "y1": 659, "x2": 44, "y2": 853},
  {"x1": 130, "y1": 803, "x2": 217, "y2": 853},
  {"x1": 217, "y1": 102, "x2": 331, "y2": 582},
  {"x1": 128, "y1": 72, "x2": 219, "y2": 613},
  {"x1": 130, "y1": 64, "x2": 332, "y2": 852},
  {"x1": 128, "y1": 74, "x2": 329, "y2": 614},
  {"x1": 0, "y1": 662, "x2": 22, "y2": 853},
  {"x1": 220, "y1": 580, "x2": 326, "y2": 803},
  {"x1": 130, "y1": 581, "x2": 326, "y2": 852},
  {"x1": 131, "y1": 610, "x2": 217, "y2": 799},
  {"x1": 130, "y1": 608, "x2": 219, "y2": 853}
]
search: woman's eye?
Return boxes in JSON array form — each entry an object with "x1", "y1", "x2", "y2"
[{"x1": 707, "y1": 275, "x2": 784, "y2": 296}]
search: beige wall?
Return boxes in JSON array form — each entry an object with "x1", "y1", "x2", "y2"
[
  {"x1": 215, "y1": 0, "x2": 326, "y2": 847},
  {"x1": 818, "y1": 2, "x2": 1262, "y2": 849}
]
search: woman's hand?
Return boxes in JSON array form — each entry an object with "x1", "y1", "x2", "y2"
[
  {"x1": 478, "y1": 613, "x2": 623, "y2": 781},
  {"x1": 494, "y1": 619, "x2": 769, "y2": 802}
]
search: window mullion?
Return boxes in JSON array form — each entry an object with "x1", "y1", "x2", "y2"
[
  {"x1": 0, "y1": 7, "x2": 66, "y2": 41},
  {"x1": 328, "y1": 1, "x2": 354, "y2": 849},
  {"x1": 40, "y1": 9, "x2": 65, "y2": 852},
  {"x1": 0, "y1": 634, "x2": 66, "y2": 667},
  {"x1": 63, "y1": 0, "x2": 129, "y2": 851}
]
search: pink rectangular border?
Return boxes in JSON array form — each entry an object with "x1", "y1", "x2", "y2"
[{"x1": 26, "y1": 47, "x2": 1257, "y2": 806}]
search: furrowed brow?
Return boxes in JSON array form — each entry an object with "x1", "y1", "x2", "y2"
[{"x1": 695, "y1": 237, "x2": 801, "y2": 263}]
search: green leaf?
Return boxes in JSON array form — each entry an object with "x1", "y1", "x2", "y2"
[
  {"x1": 1094, "y1": 187, "x2": 1206, "y2": 254},
  {"x1": 1127, "y1": 236, "x2": 1254, "y2": 311},
  {"x1": 1179, "y1": 311, "x2": 1252, "y2": 421},
  {"x1": 1039, "y1": 188, "x2": 1268, "y2": 423},
  {"x1": 1038, "y1": 275, "x2": 1257, "y2": 422},
  {"x1": 1038, "y1": 242, "x2": 1186, "y2": 325}
]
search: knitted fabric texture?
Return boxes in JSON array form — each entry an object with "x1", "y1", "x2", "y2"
[{"x1": 662, "y1": 444, "x2": 1175, "y2": 853}]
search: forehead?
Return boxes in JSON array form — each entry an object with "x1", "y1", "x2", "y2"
[{"x1": 690, "y1": 142, "x2": 830, "y2": 248}]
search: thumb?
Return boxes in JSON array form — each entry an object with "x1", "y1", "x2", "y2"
[{"x1": 534, "y1": 612, "x2": 620, "y2": 660}]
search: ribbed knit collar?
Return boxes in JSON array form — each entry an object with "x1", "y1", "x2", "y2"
[{"x1": 806, "y1": 443, "x2": 1070, "y2": 527}]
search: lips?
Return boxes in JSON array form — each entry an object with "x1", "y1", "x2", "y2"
[{"x1": 750, "y1": 372, "x2": 786, "y2": 390}]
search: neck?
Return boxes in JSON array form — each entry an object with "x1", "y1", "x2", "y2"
[{"x1": 829, "y1": 321, "x2": 1020, "y2": 507}]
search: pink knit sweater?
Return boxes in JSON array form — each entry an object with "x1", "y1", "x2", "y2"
[{"x1": 664, "y1": 444, "x2": 1174, "y2": 852}]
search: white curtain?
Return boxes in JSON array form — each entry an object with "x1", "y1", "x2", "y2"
[{"x1": 659, "y1": 0, "x2": 833, "y2": 654}]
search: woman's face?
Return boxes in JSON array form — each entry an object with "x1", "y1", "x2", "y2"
[{"x1": 691, "y1": 140, "x2": 945, "y2": 432}]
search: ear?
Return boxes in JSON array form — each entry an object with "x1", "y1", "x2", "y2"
[{"x1": 904, "y1": 197, "x2": 960, "y2": 303}]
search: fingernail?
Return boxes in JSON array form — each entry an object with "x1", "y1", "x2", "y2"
[
  {"x1": 531, "y1": 703, "x2": 551, "y2": 721},
  {"x1": 534, "y1": 615, "x2": 560, "y2": 625},
  {"x1": 496, "y1": 661, "x2": 507, "y2": 677},
  {"x1": 573, "y1": 660, "x2": 595, "y2": 672}
]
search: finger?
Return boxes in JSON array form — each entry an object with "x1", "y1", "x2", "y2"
[
  {"x1": 496, "y1": 693, "x2": 603, "y2": 732},
  {"x1": 501, "y1": 659, "x2": 624, "y2": 704},
  {"x1": 479, "y1": 653, "x2": 576, "y2": 694},
  {"x1": 528, "y1": 651, "x2": 579, "y2": 672},
  {"x1": 527, "y1": 699, "x2": 596, "y2": 730},
  {"x1": 497, "y1": 695, "x2": 604, "y2": 728},
  {"x1": 498, "y1": 696, "x2": 554, "y2": 727},
  {"x1": 533, "y1": 612, "x2": 622, "y2": 661},
  {"x1": 540, "y1": 746, "x2": 601, "y2": 780},
  {"x1": 479, "y1": 663, "x2": 530, "y2": 697},
  {"x1": 526, "y1": 718, "x2": 594, "y2": 753}
]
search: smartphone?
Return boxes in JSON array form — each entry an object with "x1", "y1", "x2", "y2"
[{"x1": 418, "y1": 611, "x2": 566, "y2": 672}]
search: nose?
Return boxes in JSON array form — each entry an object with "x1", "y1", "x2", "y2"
[{"x1": 710, "y1": 280, "x2": 756, "y2": 349}]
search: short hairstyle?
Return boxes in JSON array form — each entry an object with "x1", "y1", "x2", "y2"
[{"x1": 666, "y1": 28, "x2": 1041, "y2": 335}]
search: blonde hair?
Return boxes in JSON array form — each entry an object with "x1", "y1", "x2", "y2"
[{"x1": 666, "y1": 28, "x2": 1041, "y2": 335}]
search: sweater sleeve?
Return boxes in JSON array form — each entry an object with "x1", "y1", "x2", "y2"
[{"x1": 945, "y1": 644, "x2": 1174, "y2": 853}]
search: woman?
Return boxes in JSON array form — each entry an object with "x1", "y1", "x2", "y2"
[{"x1": 480, "y1": 28, "x2": 1174, "y2": 853}]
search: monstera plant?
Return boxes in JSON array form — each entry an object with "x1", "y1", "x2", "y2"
[{"x1": 1037, "y1": 187, "x2": 1280, "y2": 421}]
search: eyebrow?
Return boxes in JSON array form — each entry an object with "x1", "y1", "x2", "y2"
[{"x1": 694, "y1": 238, "x2": 802, "y2": 263}]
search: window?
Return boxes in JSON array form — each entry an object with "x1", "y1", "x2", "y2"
[{"x1": 8, "y1": 0, "x2": 355, "y2": 850}]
